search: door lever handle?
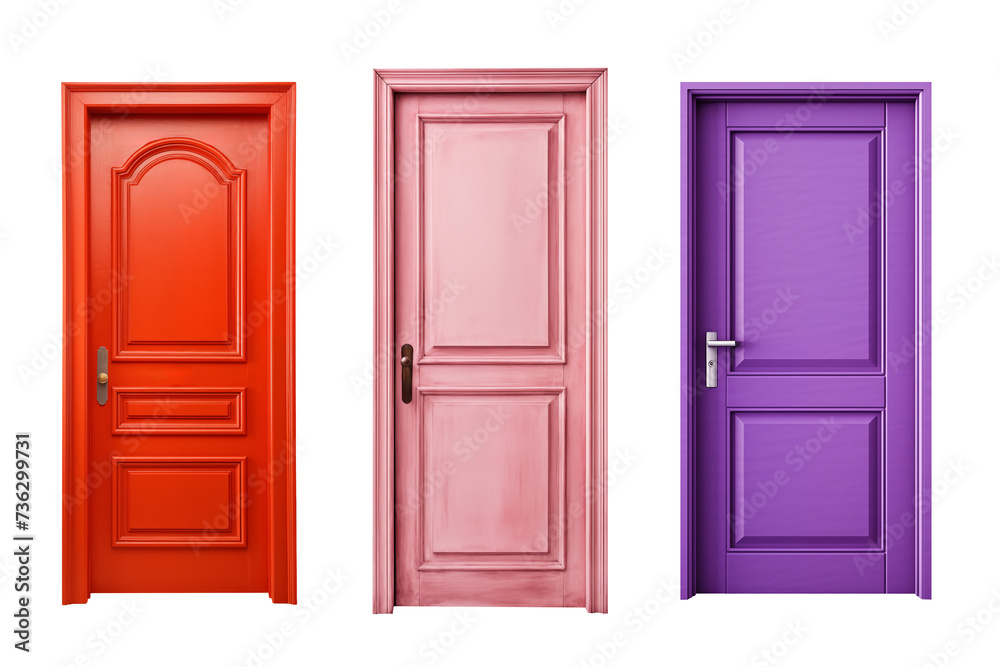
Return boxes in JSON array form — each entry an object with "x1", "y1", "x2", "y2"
[
  {"x1": 400, "y1": 344, "x2": 413, "y2": 404},
  {"x1": 705, "y1": 332, "x2": 737, "y2": 389},
  {"x1": 97, "y1": 346, "x2": 109, "y2": 405}
]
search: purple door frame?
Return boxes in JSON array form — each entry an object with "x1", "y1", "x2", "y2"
[{"x1": 680, "y1": 83, "x2": 931, "y2": 598}]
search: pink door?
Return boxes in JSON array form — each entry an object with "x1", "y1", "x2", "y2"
[{"x1": 374, "y1": 70, "x2": 608, "y2": 611}]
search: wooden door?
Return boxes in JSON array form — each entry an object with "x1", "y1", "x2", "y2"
[
  {"x1": 62, "y1": 84, "x2": 296, "y2": 603},
  {"x1": 373, "y1": 70, "x2": 607, "y2": 612},
  {"x1": 681, "y1": 84, "x2": 931, "y2": 596}
]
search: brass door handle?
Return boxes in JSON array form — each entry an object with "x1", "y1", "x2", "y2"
[
  {"x1": 400, "y1": 344, "x2": 413, "y2": 404},
  {"x1": 97, "y1": 346, "x2": 109, "y2": 405}
]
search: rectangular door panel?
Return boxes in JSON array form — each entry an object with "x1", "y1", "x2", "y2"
[
  {"x1": 420, "y1": 115, "x2": 564, "y2": 362},
  {"x1": 731, "y1": 412, "x2": 880, "y2": 550},
  {"x1": 726, "y1": 553, "x2": 886, "y2": 593},
  {"x1": 112, "y1": 457, "x2": 246, "y2": 547},
  {"x1": 114, "y1": 138, "x2": 245, "y2": 360},
  {"x1": 418, "y1": 389, "x2": 565, "y2": 570},
  {"x1": 112, "y1": 388, "x2": 245, "y2": 434},
  {"x1": 732, "y1": 130, "x2": 881, "y2": 372}
]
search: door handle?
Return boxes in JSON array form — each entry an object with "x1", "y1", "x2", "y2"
[
  {"x1": 97, "y1": 346, "x2": 109, "y2": 405},
  {"x1": 705, "y1": 332, "x2": 737, "y2": 388},
  {"x1": 400, "y1": 344, "x2": 413, "y2": 404}
]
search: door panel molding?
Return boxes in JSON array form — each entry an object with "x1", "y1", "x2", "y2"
[
  {"x1": 373, "y1": 69, "x2": 607, "y2": 613},
  {"x1": 62, "y1": 82, "x2": 296, "y2": 604},
  {"x1": 112, "y1": 137, "x2": 247, "y2": 361},
  {"x1": 680, "y1": 83, "x2": 930, "y2": 599}
]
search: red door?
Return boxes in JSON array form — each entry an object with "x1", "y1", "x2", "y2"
[
  {"x1": 62, "y1": 84, "x2": 296, "y2": 603},
  {"x1": 374, "y1": 69, "x2": 608, "y2": 611}
]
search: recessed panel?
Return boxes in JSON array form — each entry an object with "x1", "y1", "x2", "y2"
[
  {"x1": 112, "y1": 457, "x2": 245, "y2": 547},
  {"x1": 732, "y1": 131, "x2": 881, "y2": 372},
  {"x1": 419, "y1": 389, "x2": 565, "y2": 570},
  {"x1": 731, "y1": 412, "x2": 880, "y2": 550},
  {"x1": 114, "y1": 138, "x2": 245, "y2": 361},
  {"x1": 128, "y1": 471, "x2": 231, "y2": 530},
  {"x1": 421, "y1": 116, "x2": 564, "y2": 363},
  {"x1": 112, "y1": 388, "x2": 245, "y2": 434}
]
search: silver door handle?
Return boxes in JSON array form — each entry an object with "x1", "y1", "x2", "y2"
[{"x1": 705, "y1": 332, "x2": 737, "y2": 388}]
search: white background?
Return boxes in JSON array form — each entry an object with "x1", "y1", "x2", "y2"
[{"x1": 0, "y1": 0, "x2": 995, "y2": 665}]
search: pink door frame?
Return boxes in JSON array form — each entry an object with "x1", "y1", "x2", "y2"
[{"x1": 372, "y1": 69, "x2": 608, "y2": 613}]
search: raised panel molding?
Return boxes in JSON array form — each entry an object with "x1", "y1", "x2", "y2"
[
  {"x1": 113, "y1": 137, "x2": 246, "y2": 362},
  {"x1": 111, "y1": 457, "x2": 246, "y2": 547},
  {"x1": 418, "y1": 114, "x2": 566, "y2": 364},
  {"x1": 730, "y1": 411, "x2": 881, "y2": 551},
  {"x1": 731, "y1": 130, "x2": 882, "y2": 373},
  {"x1": 112, "y1": 387, "x2": 246, "y2": 435},
  {"x1": 417, "y1": 387, "x2": 566, "y2": 571}
]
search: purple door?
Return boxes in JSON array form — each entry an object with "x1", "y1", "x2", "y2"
[{"x1": 681, "y1": 84, "x2": 931, "y2": 596}]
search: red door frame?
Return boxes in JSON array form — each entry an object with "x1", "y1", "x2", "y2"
[
  {"x1": 62, "y1": 83, "x2": 297, "y2": 604},
  {"x1": 372, "y1": 69, "x2": 608, "y2": 613}
]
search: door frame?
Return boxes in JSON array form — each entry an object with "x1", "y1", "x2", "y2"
[
  {"x1": 62, "y1": 82, "x2": 297, "y2": 604},
  {"x1": 680, "y1": 82, "x2": 931, "y2": 599},
  {"x1": 373, "y1": 69, "x2": 608, "y2": 613}
]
